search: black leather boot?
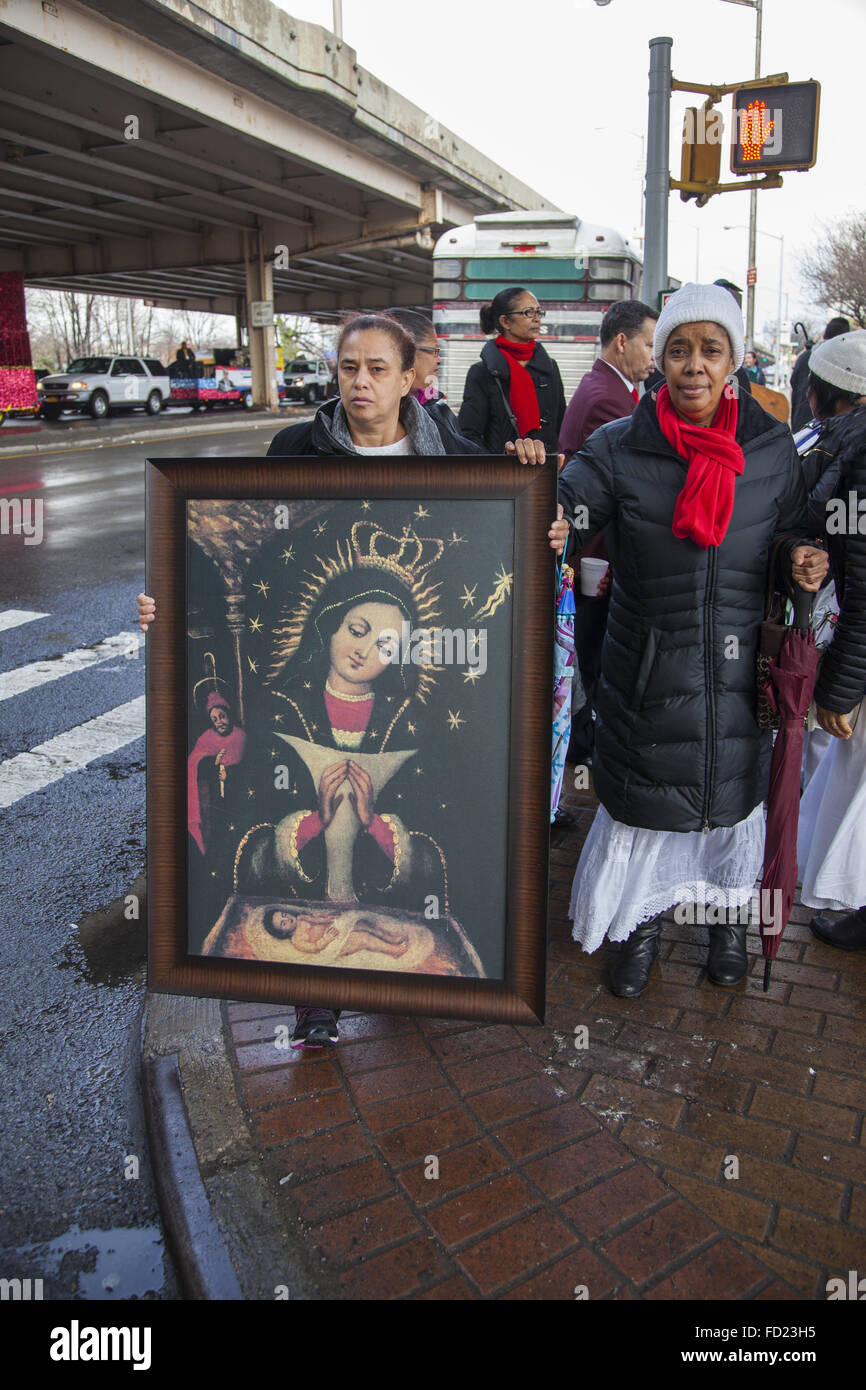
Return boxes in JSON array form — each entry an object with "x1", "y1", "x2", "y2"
[
  {"x1": 707, "y1": 921, "x2": 748, "y2": 985},
  {"x1": 609, "y1": 916, "x2": 663, "y2": 998},
  {"x1": 810, "y1": 909, "x2": 866, "y2": 951}
]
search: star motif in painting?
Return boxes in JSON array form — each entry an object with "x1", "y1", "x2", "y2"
[
  {"x1": 247, "y1": 657, "x2": 258, "y2": 674},
  {"x1": 361, "y1": 500, "x2": 371, "y2": 511},
  {"x1": 414, "y1": 766, "x2": 422, "y2": 775},
  {"x1": 314, "y1": 520, "x2": 328, "y2": 536},
  {"x1": 448, "y1": 530, "x2": 467, "y2": 547},
  {"x1": 249, "y1": 616, "x2": 263, "y2": 634},
  {"x1": 254, "y1": 580, "x2": 270, "y2": 598},
  {"x1": 414, "y1": 505, "x2": 430, "y2": 520},
  {"x1": 459, "y1": 584, "x2": 476, "y2": 610},
  {"x1": 310, "y1": 722, "x2": 318, "y2": 732},
  {"x1": 447, "y1": 709, "x2": 465, "y2": 731},
  {"x1": 303, "y1": 681, "x2": 311, "y2": 690},
  {"x1": 463, "y1": 666, "x2": 482, "y2": 684},
  {"x1": 280, "y1": 546, "x2": 295, "y2": 563},
  {"x1": 407, "y1": 721, "x2": 416, "y2": 735},
  {"x1": 274, "y1": 713, "x2": 283, "y2": 723},
  {"x1": 247, "y1": 788, "x2": 255, "y2": 798}
]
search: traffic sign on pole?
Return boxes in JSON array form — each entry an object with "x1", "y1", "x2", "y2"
[{"x1": 747, "y1": 267, "x2": 757, "y2": 286}]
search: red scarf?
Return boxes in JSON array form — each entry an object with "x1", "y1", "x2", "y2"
[
  {"x1": 655, "y1": 384, "x2": 745, "y2": 549},
  {"x1": 496, "y1": 336, "x2": 540, "y2": 435}
]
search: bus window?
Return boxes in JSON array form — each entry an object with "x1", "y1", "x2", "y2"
[
  {"x1": 587, "y1": 283, "x2": 631, "y2": 301},
  {"x1": 434, "y1": 281, "x2": 462, "y2": 299},
  {"x1": 589, "y1": 257, "x2": 629, "y2": 280},
  {"x1": 465, "y1": 257, "x2": 585, "y2": 283},
  {"x1": 464, "y1": 282, "x2": 585, "y2": 301}
]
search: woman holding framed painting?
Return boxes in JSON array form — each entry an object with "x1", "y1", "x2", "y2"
[
  {"x1": 558, "y1": 283, "x2": 828, "y2": 1000},
  {"x1": 139, "y1": 312, "x2": 567, "y2": 1047}
]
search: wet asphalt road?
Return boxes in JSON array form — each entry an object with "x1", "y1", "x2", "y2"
[{"x1": 0, "y1": 417, "x2": 288, "y2": 1300}]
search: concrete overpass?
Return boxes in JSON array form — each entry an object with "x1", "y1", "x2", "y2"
[{"x1": 0, "y1": 0, "x2": 556, "y2": 326}]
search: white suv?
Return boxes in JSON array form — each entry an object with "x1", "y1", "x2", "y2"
[{"x1": 39, "y1": 355, "x2": 171, "y2": 420}]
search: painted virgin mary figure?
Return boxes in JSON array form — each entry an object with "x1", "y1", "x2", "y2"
[{"x1": 233, "y1": 521, "x2": 460, "y2": 924}]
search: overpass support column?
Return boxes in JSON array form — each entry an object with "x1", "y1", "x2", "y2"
[{"x1": 245, "y1": 231, "x2": 277, "y2": 409}]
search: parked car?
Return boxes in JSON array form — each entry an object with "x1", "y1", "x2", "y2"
[
  {"x1": 38, "y1": 355, "x2": 171, "y2": 420},
  {"x1": 283, "y1": 357, "x2": 333, "y2": 404}
]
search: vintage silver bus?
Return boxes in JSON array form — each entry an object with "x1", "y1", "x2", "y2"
[{"x1": 432, "y1": 210, "x2": 643, "y2": 411}]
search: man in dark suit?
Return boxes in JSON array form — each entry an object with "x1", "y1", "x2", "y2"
[
  {"x1": 558, "y1": 302, "x2": 658, "y2": 778},
  {"x1": 559, "y1": 300, "x2": 658, "y2": 458}
]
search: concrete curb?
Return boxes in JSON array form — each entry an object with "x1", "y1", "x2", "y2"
[
  {"x1": 140, "y1": 991, "x2": 333, "y2": 1301},
  {"x1": 141, "y1": 1051, "x2": 243, "y2": 1300},
  {"x1": 0, "y1": 409, "x2": 312, "y2": 458}
]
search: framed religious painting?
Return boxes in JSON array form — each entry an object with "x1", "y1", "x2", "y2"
[{"x1": 146, "y1": 455, "x2": 554, "y2": 1024}]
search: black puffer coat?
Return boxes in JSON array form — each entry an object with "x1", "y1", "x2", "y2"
[
  {"x1": 458, "y1": 339, "x2": 566, "y2": 455},
  {"x1": 813, "y1": 410, "x2": 866, "y2": 714},
  {"x1": 558, "y1": 390, "x2": 813, "y2": 833}
]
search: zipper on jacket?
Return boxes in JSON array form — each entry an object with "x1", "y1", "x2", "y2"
[{"x1": 701, "y1": 547, "x2": 717, "y2": 831}]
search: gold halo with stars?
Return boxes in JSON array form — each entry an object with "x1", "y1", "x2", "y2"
[{"x1": 265, "y1": 520, "x2": 446, "y2": 702}]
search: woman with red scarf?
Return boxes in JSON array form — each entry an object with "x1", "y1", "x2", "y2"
[
  {"x1": 458, "y1": 287, "x2": 566, "y2": 455},
  {"x1": 557, "y1": 284, "x2": 828, "y2": 998}
]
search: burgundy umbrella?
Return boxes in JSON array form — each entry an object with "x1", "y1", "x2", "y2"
[{"x1": 759, "y1": 589, "x2": 820, "y2": 990}]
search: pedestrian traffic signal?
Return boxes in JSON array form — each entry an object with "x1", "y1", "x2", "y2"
[{"x1": 731, "y1": 81, "x2": 820, "y2": 174}]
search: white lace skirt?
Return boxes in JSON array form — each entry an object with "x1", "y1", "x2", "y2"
[
  {"x1": 569, "y1": 802, "x2": 766, "y2": 954},
  {"x1": 798, "y1": 703, "x2": 866, "y2": 912}
]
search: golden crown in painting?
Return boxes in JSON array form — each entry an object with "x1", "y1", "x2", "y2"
[
  {"x1": 266, "y1": 517, "x2": 444, "y2": 698},
  {"x1": 350, "y1": 521, "x2": 444, "y2": 586}
]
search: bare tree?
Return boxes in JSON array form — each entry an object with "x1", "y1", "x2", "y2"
[
  {"x1": 801, "y1": 211, "x2": 866, "y2": 328},
  {"x1": 26, "y1": 289, "x2": 101, "y2": 366}
]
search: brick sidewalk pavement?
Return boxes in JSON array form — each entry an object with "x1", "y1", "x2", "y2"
[{"x1": 221, "y1": 778, "x2": 866, "y2": 1300}]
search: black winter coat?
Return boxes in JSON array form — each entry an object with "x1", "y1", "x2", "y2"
[
  {"x1": 458, "y1": 340, "x2": 566, "y2": 455},
  {"x1": 267, "y1": 395, "x2": 486, "y2": 458},
  {"x1": 813, "y1": 409, "x2": 866, "y2": 714},
  {"x1": 559, "y1": 390, "x2": 813, "y2": 833}
]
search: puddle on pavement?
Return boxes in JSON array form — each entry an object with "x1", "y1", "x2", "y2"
[
  {"x1": 59, "y1": 876, "x2": 146, "y2": 985},
  {"x1": 17, "y1": 1223, "x2": 164, "y2": 1299}
]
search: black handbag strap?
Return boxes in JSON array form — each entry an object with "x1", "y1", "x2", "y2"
[{"x1": 494, "y1": 375, "x2": 521, "y2": 442}]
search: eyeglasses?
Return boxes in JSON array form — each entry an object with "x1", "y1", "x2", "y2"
[
  {"x1": 416, "y1": 345, "x2": 442, "y2": 358},
  {"x1": 508, "y1": 308, "x2": 545, "y2": 320}
]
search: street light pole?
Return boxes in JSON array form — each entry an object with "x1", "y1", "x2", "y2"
[
  {"x1": 720, "y1": 0, "x2": 763, "y2": 348},
  {"x1": 725, "y1": 222, "x2": 784, "y2": 378},
  {"x1": 332, "y1": 0, "x2": 343, "y2": 39},
  {"x1": 644, "y1": 36, "x2": 673, "y2": 307}
]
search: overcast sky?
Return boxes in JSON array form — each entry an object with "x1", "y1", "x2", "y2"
[{"x1": 276, "y1": 0, "x2": 862, "y2": 335}]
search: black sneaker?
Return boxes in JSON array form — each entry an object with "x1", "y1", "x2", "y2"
[{"x1": 291, "y1": 1007, "x2": 340, "y2": 1049}]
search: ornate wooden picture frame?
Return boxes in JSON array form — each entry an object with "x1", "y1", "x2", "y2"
[{"x1": 146, "y1": 455, "x2": 553, "y2": 1024}]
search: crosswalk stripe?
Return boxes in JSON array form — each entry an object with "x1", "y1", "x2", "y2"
[
  {"x1": 0, "y1": 696, "x2": 146, "y2": 809},
  {"x1": 0, "y1": 609, "x2": 49, "y2": 633},
  {"x1": 0, "y1": 632, "x2": 143, "y2": 702}
]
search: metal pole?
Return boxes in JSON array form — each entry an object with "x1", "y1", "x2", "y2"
[
  {"x1": 776, "y1": 234, "x2": 784, "y2": 384},
  {"x1": 126, "y1": 297, "x2": 135, "y2": 355},
  {"x1": 745, "y1": 0, "x2": 763, "y2": 348},
  {"x1": 644, "y1": 36, "x2": 673, "y2": 308},
  {"x1": 332, "y1": 0, "x2": 343, "y2": 39}
]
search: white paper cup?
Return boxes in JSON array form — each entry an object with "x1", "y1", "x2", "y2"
[{"x1": 580, "y1": 557, "x2": 610, "y2": 597}]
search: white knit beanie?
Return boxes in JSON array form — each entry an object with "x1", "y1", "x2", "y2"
[
  {"x1": 808, "y1": 330, "x2": 866, "y2": 397},
  {"x1": 654, "y1": 282, "x2": 745, "y2": 372}
]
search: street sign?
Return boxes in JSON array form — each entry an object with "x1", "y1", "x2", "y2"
[
  {"x1": 250, "y1": 300, "x2": 274, "y2": 328},
  {"x1": 731, "y1": 81, "x2": 820, "y2": 174},
  {"x1": 747, "y1": 267, "x2": 757, "y2": 286},
  {"x1": 658, "y1": 290, "x2": 678, "y2": 310}
]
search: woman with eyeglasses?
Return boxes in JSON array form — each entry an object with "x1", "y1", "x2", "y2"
[
  {"x1": 384, "y1": 308, "x2": 465, "y2": 449},
  {"x1": 458, "y1": 287, "x2": 567, "y2": 457}
]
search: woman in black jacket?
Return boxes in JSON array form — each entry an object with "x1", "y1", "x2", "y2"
[
  {"x1": 558, "y1": 283, "x2": 827, "y2": 999},
  {"x1": 458, "y1": 287, "x2": 566, "y2": 456}
]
